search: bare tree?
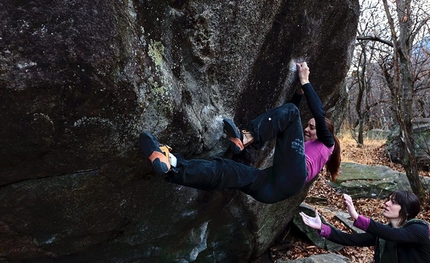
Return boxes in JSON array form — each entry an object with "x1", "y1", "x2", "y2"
[
  {"x1": 381, "y1": 0, "x2": 429, "y2": 199},
  {"x1": 354, "y1": 0, "x2": 430, "y2": 199},
  {"x1": 353, "y1": 41, "x2": 369, "y2": 146},
  {"x1": 349, "y1": 0, "x2": 382, "y2": 147}
]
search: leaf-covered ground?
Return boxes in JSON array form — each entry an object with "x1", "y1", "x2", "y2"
[{"x1": 269, "y1": 134, "x2": 430, "y2": 262}]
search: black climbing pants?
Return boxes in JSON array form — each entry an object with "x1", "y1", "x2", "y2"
[{"x1": 165, "y1": 103, "x2": 307, "y2": 204}]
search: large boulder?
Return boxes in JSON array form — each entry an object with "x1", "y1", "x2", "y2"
[
  {"x1": 331, "y1": 162, "x2": 412, "y2": 198},
  {"x1": 386, "y1": 119, "x2": 430, "y2": 170},
  {"x1": 0, "y1": 0, "x2": 359, "y2": 262}
]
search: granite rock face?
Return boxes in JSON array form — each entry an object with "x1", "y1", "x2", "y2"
[{"x1": 0, "y1": 0, "x2": 359, "y2": 262}]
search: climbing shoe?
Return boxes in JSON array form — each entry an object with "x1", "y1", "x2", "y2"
[
  {"x1": 223, "y1": 118, "x2": 245, "y2": 154},
  {"x1": 139, "y1": 131, "x2": 171, "y2": 174}
]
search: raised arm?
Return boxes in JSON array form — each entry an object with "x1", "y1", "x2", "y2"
[
  {"x1": 344, "y1": 194, "x2": 359, "y2": 220},
  {"x1": 296, "y1": 62, "x2": 334, "y2": 147}
]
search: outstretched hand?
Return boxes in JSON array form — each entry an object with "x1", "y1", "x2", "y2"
[
  {"x1": 299, "y1": 210, "x2": 322, "y2": 230},
  {"x1": 296, "y1": 62, "x2": 310, "y2": 85},
  {"x1": 343, "y1": 194, "x2": 359, "y2": 220}
]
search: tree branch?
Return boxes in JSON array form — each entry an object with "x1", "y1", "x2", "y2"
[{"x1": 356, "y1": 35, "x2": 394, "y2": 47}]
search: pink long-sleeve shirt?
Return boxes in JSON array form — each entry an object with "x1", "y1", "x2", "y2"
[{"x1": 305, "y1": 140, "x2": 334, "y2": 183}]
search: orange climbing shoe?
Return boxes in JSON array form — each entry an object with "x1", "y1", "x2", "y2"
[
  {"x1": 139, "y1": 132, "x2": 171, "y2": 174},
  {"x1": 223, "y1": 119, "x2": 254, "y2": 154}
]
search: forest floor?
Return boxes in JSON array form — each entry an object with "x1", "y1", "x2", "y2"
[{"x1": 268, "y1": 132, "x2": 430, "y2": 263}]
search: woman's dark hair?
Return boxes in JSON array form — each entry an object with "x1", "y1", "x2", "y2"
[
  {"x1": 324, "y1": 117, "x2": 341, "y2": 181},
  {"x1": 389, "y1": 190, "x2": 421, "y2": 226}
]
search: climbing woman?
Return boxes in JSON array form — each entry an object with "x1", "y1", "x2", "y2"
[{"x1": 139, "y1": 62, "x2": 341, "y2": 204}]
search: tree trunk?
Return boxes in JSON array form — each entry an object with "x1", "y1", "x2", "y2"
[
  {"x1": 382, "y1": 0, "x2": 426, "y2": 199},
  {"x1": 355, "y1": 44, "x2": 367, "y2": 146}
]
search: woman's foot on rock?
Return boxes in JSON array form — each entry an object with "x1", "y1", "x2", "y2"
[{"x1": 139, "y1": 131, "x2": 171, "y2": 174}]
